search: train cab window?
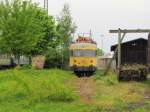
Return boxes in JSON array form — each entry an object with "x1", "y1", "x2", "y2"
[
  {"x1": 83, "y1": 50, "x2": 96, "y2": 57},
  {"x1": 73, "y1": 50, "x2": 96, "y2": 57},
  {"x1": 73, "y1": 50, "x2": 82, "y2": 57}
]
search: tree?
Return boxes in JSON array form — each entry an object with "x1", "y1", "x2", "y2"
[
  {"x1": 30, "y1": 12, "x2": 61, "y2": 68},
  {"x1": 57, "y1": 3, "x2": 77, "y2": 69},
  {"x1": 31, "y1": 12, "x2": 58, "y2": 55},
  {"x1": 0, "y1": 0, "x2": 44, "y2": 65},
  {"x1": 97, "y1": 48, "x2": 104, "y2": 56},
  {"x1": 29, "y1": 6, "x2": 61, "y2": 68},
  {"x1": 44, "y1": 47, "x2": 62, "y2": 68},
  {"x1": 57, "y1": 3, "x2": 76, "y2": 46}
]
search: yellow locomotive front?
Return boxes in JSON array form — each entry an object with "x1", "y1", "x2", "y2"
[{"x1": 69, "y1": 37, "x2": 97, "y2": 77}]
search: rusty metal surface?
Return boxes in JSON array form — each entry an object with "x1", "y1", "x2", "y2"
[{"x1": 118, "y1": 64, "x2": 148, "y2": 81}]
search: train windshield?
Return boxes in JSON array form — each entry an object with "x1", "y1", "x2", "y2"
[{"x1": 72, "y1": 50, "x2": 96, "y2": 57}]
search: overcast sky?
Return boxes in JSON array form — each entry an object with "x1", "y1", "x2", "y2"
[{"x1": 32, "y1": 0, "x2": 150, "y2": 53}]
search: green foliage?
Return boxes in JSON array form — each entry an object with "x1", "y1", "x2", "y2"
[
  {"x1": 0, "y1": 1, "x2": 77, "y2": 68},
  {"x1": 0, "y1": 69, "x2": 87, "y2": 112},
  {"x1": 57, "y1": 3, "x2": 77, "y2": 46},
  {"x1": 44, "y1": 47, "x2": 70, "y2": 69},
  {"x1": 94, "y1": 70, "x2": 118, "y2": 85},
  {"x1": 20, "y1": 64, "x2": 32, "y2": 69},
  {"x1": 31, "y1": 12, "x2": 58, "y2": 55},
  {"x1": 31, "y1": 3, "x2": 77, "y2": 69},
  {"x1": 97, "y1": 48, "x2": 104, "y2": 56},
  {"x1": 92, "y1": 72, "x2": 150, "y2": 112},
  {"x1": 133, "y1": 108, "x2": 147, "y2": 112},
  {"x1": 0, "y1": 69, "x2": 76, "y2": 100},
  {"x1": 0, "y1": 0, "x2": 44, "y2": 64},
  {"x1": 0, "y1": 70, "x2": 149, "y2": 112},
  {"x1": 56, "y1": 3, "x2": 77, "y2": 69},
  {"x1": 44, "y1": 48, "x2": 62, "y2": 68}
]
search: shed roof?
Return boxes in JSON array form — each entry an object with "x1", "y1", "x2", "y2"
[{"x1": 111, "y1": 38, "x2": 147, "y2": 51}]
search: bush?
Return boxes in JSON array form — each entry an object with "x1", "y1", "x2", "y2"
[
  {"x1": 20, "y1": 65, "x2": 32, "y2": 69},
  {"x1": 44, "y1": 48, "x2": 62, "y2": 69}
]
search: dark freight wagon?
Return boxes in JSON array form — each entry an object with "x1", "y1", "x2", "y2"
[
  {"x1": 111, "y1": 38, "x2": 148, "y2": 81},
  {"x1": 111, "y1": 38, "x2": 148, "y2": 66}
]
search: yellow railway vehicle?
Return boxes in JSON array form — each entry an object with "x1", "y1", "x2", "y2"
[{"x1": 69, "y1": 37, "x2": 97, "y2": 77}]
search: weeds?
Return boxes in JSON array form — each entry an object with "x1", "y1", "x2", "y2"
[
  {"x1": 0, "y1": 69, "x2": 78, "y2": 112},
  {"x1": 93, "y1": 70, "x2": 118, "y2": 85},
  {"x1": 0, "y1": 69, "x2": 149, "y2": 112}
]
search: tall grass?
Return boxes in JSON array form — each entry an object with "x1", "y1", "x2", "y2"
[
  {"x1": 91, "y1": 70, "x2": 150, "y2": 112},
  {"x1": 93, "y1": 70, "x2": 118, "y2": 85},
  {"x1": 0, "y1": 69, "x2": 149, "y2": 112},
  {"x1": 0, "y1": 69, "x2": 80, "y2": 112}
]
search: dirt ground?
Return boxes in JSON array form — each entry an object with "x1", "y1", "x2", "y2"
[{"x1": 72, "y1": 77, "x2": 97, "y2": 104}]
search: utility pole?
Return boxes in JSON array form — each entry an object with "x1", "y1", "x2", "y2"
[
  {"x1": 100, "y1": 34, "x2": 104, "y2": 50},
  {"x1": 90, "y1": 29, "x2": 92, "y2": 38},
  {"x1": 44, "y1": 0, "x2": 48, "y2": 14},
  {"x1": 118, "y1": 28, "x2": 121, "y2": 69}
]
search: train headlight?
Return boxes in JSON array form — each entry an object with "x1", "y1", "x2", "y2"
[{"x1": 74, "y1": 60, "x2": 77, "y2": 63}]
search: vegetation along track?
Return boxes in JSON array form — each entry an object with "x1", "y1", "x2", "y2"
[{"x1": 66, "y1": 73, "x2": 150, "y2": 112}]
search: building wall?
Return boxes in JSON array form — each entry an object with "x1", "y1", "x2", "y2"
[{"x1": 97, "y1": 57, "x2": 116, "y2": 70}]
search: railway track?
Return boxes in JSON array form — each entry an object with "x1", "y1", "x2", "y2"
[{"x1": 72, "y1": 77, "x2": 97, "y2": 104}]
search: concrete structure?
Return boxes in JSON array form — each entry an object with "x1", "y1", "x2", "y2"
[{"x1": 97, "y1": 54, "x2": 116, "y2": 70}]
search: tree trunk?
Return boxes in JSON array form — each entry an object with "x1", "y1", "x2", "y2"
[
  {"x1": 61, "y1": 52, "x2": 64, "y2": 69},
  {"x1": 29, "y1": 55, "x2": 32, "y2": 65},
  {"x1": 17, "y1": 55, "x2": 21, "y2": 66}
]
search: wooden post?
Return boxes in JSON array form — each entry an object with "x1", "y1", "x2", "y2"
[
  {"x1": 103, "y1": 33, "x2": 126, "y2": 75},
  {"x1": 148, "y1": 33, "x2": 150, "y2": 72},
  {"x1": 118, "y1": 28, "x2": 121, "y2": 69}
]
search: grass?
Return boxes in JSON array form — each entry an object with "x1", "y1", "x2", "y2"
[
  {"x1": 0, "y1": 69, "x2": 149, "y2": 112},
  {"x1": 91, "y1": 70, "x2": 150, "y2": 112},
  {"x1": 0, "y1": 69, "x2": 92, "y2": 112}
]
